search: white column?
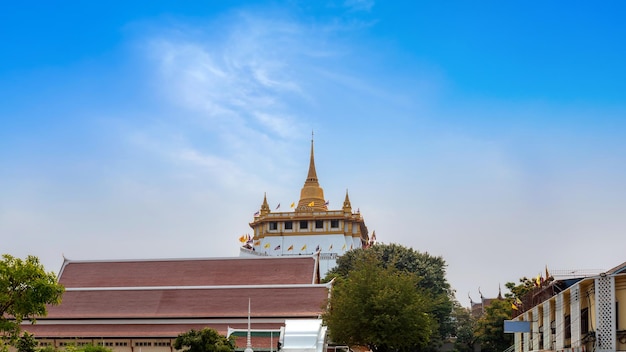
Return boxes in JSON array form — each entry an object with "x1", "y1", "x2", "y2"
[
  {"x1": 523, "y1": 311, "x2": 531, "y2": 352},
  {"x1": 543, "y1": 300, "x2": 552, "y2": 351},
  {"x1": 515, "y1": 332, "x2": 522, "y2": 352},
  {"x1": 570, "y1": 284, "x2": 581, "y2": 348},
  {"x1": 555, "y1": 294, "x2": 564, "y2": 350},
  {"x1": 532, "y1": 306, "x2": 540, "y2": 351},
  {"x1": 595, "y1": 275, "x2": 616, "y2": 352},
  {"x1": 542, "y1": 300, "x2": 552, "y2": 350}
]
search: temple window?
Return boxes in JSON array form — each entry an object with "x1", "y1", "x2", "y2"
[
  {"x1": 315, "y1": 220, "x2": 324, "y2": 229},
  {"x1": 331, "y1": 219, "x2": 339, "y2": 228},
  {"x1": 269, "y1": 222, "x2": 278, "y2": 231},
  {"x1": 284, "y1": 221, "x2": 293, "y2": 230},
  {"x1": 299, "y1": 221, "x2": 308, "y2": 229}
]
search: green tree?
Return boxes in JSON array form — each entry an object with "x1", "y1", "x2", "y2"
[
  {"x1": 15, "y1": 333, "x2": 37, "y2": 352},
  {"x1": 323, "y1": 253, "x2": 437, "y2": 352},
  {"x1": 38, "y1": 346, "x2": 57, "y2": 352},
  {"x1": 449, "y1": 303, "x2": 477, "y2": 352},
  {"x1": 475, "y1": 299, "x2": 513, "y2": 352},
  {"x1": 174, "y1": 328, "x2": 235, "y2": 352},
  {"x1": 504, "y1": 277, "x2": 536, "y2": 301},
  {"x1": 0, "y1": 254, "x2": 65, "y2": 348},
  {"x1": 80, "y1": 345, "x2": 113, "y2": 352},
  {"x1": 325, "y1": 243, "x2": 454, "y2": 350}
]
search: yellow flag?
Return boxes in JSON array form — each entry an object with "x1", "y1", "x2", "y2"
[
  {"x1": 301, "y1": 244, "x2": 307, "y2": 251},
  {"x1": 290, "y1": 202, "x2": 295, "y2": 208},
  {"x1": 308, "y1": 201, "x2": 314, "y2": 206},
  {"x1": 341, "y1": 243, "x2": 346, "y2": 250},
  {"x1": 238, "y1": 235, "x2": 246, "y2": 243},
  {"x1": 288, "y1": 245, "x2": 294, "y2": 251},
  {"x1": 264, "y1": 243, "x2": 270, "y2": 249}
]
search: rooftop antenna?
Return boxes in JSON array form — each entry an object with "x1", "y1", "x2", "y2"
[{"x1": 245, "y1": 298, "x2": 253, "y2": 352}]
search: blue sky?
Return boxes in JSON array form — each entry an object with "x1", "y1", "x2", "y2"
[{"x1": 2, "y1": 1, "x2": 626, "y2": 306}]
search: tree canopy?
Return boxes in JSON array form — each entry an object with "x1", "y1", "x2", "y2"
[
  {"x1": 475, "y1": 299, "x2": 514, "y2": 352},
  {"x1": 174, "y1": 328, "x2": 235, "y2": 352},
  {"x1": 0, "y1": 254, "x2": 65, "y2": 347},
  {"x1": 449, "y1": 303, "x2": 478, "y2": 352},
  {"x1": 323, "y1": 253, "x2": 436, "y2": 352},
  {"x1": 324, "y1": 243, "x2": 455, "y2": 350}
]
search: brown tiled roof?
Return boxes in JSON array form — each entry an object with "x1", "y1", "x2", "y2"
[
  {"x1": 25, "y1": 323, "x2": 283, "y2": 339},
  {"x1": 23, "y1": 256, "x2": 330, "y2": 341},
  {"x1": 58, "y1": 256, "x2": 320, "y2": 288},
  {"x1": 45, "y1": 286, "x2": 330, "y2": 319}
]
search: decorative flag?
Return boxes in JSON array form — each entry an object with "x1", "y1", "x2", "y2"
[
  {"x1": 308, "y1": 201, "x2": 314, "y2": 206},
  {"x1": 246, "y1": 234, "x2": 253, "y2": 244},
  {"x1": 341, "y1": 243, "x2": 346, "y2": 250},
  {"x1": 254, "y1": 211, "x2": 260, "y2": 217},
  {"x1": 324, "y1": 200, "x2": 329, "y2": 206},
  {"x1": 315, "y1": 245, "x2": 320, "y2": 252},
  {"x1": 276, "y1": 203, "x2": 280, "y2": 210},
  {"x1": 274, "y1": 245, "x2": 281, "y2": 250},
  {"x1": 239, "y1": 235, "x2": 247, "y2": 243},
  {"x1": 254, "y1": 240, "x2": 261, "y2": 246},
  {"x1": 301, "y1": 244, "x2": 307, "y2": 251},
  {"x1": 545, "y1": 265, "x2": 551, "y2": 280},
  {"x1": 264, "y1": 243, "x2": 270, "y2": 249},
  {"x1": 535, "y1": 274, "x2": 541, "y2": 286},
  {"x1": 290, "y1": 202, "x2": 295, "y2": 208},
  {"x1": 287, "y1": 245, "x2": 294, "y2": 251},
  {"x1": 350, "y1": 244, "x2": 353, "y2": 250},
  {"x1": 328, "y1": 244, "x2": 333, "y2": 250},
  {"x1": 512, "y1": 302, "x2": 518, "y2": 310}
]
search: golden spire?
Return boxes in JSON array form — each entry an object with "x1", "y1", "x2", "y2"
[
  {"x1": 260, "y1": 192, "x2": 271, "y2": 216},
  {"x1": 342, "y1": 189, "x2": 352, "y2": 213},
  {"x1": 297, "y1": 132, "x2": 326, "y2": 211}
]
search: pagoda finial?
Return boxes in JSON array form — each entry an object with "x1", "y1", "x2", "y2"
[
  {"x1": 342, "y1": 189, "x2": 352, "y2": 213},
  {"x1": 260, "y1": 192, "x2": 271, "y2": 216},
  {"x1": 297, "y1": 134, "x2": 325, "y2": 211},
  {"x1": 306, "y1": 131, "x2": 318, "y2": 182}
]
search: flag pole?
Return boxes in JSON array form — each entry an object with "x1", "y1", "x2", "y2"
[{"x1": 245, "y1": 298, "x2": 253, "y2": 352}]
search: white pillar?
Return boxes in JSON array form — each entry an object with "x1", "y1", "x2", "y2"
[
  {"x1": 555, "y1": 294, "x2": 564, "y2": 350},
  {"x1": 523, "y1": 311, "x2": 531, "y2": 352},
  {"x1": 515, "y1": 332, "x2": 522, "y2": 352},
  {"x1": 532, "y1": 306, "x2": 540, "y2": 351},
  {"x1": 570, "y1": 284, "x2": 581, "y2": 348},
  {"x1": 542, "y1": 299, "x2": 552, "y2": 351},
  {"x1": 595, "y1": 275, "x2": 616, "y2": 352}
]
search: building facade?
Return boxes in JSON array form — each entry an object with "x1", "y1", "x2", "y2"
[
  {"x1": 240, "y1": 138, "x2": 371, "y2": 277},
  {"x1": 21, "y1": 256, "x2": 331, "y2": 352},
  {"x1": 511, "y1": 262, "x2": 626, "y2": 352}
]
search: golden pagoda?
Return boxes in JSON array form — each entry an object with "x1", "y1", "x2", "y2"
[{"x1": 241, "y1": 136, "x2": 370, "y2": 276}]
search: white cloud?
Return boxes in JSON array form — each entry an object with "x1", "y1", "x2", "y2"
[{"x1": 344, "y1": 0, "x2": 375, "y2": 12}]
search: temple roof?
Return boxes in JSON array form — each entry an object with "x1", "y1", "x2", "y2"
[
  {"x1": 58, "y1": 255, "x2": 321, "y2": 287},
  {"x1": 44, "y1": 285, "x2": 330, "y2": 319},
  {"x1": 23, "y1": 256, "x2": 330, "y2": 339}
]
